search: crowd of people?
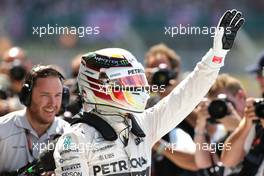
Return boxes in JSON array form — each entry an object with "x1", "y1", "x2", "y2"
[
  {"x1": 0, "y1": 8, "x2": 263, "y2": 176},
  {"x1": 1, "y1": 0, "x2": 263, "y2": 42}
]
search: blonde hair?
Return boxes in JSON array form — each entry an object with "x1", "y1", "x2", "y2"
[{"x1": 208, "y1": 74, "x2": 245, "y2": 99}]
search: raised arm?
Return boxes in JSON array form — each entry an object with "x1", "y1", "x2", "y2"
[
  {"x1": 221, "y1": 98, "x2": 256, "y2": 167},
  {"x1": 142, "y1": 9, "x2": 245, "y2": 144}
]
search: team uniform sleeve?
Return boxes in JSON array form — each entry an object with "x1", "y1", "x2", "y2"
[
  {"x1": 142, "y1": 49, "x2": 227, "y2": 145},
  {"x1": 54, "y1": 131, "x2": 90, "y2": 176}
]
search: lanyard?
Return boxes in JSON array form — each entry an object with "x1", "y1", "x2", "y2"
[{"x1": 25, "y1": 129, "x2": 34, "y2": 159}]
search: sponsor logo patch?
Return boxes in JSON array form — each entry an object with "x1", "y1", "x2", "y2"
[
  {"x1": 62, "y1": 163, "x2": 81, "y2": 171},
  {"x1": 212, "y1": 56, "x2": 223, "y2": 64}
]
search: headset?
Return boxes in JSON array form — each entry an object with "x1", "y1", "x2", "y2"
[{"x1": 19, "y1": 65, "x2": 70, "y2": 108}]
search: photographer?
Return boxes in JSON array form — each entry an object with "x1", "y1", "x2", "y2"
[
  {"x1": 145, "y1": 43, "x2": 180, "y2": 99},
  {"x1": 221, "y1": 98, "x2": 264, "y2": 176},
  {"x1": 1, "y1": 47, "x2": 32, "y2": 94},
  {"x1": 0, "y1": 65, "x2": 69, "y2": 175},
  {"x1": 0, "y1": 47, "x2": 31, "y2": 116},
  {"x1": 247, "y1": 52, "x2": 264, "y2": 97},
  {"x1": 194, "y1": 74, "x2": 246, "y2": 176},
  {"x1": 144, "y1": 43, "x2": 198, "y2": 175}
]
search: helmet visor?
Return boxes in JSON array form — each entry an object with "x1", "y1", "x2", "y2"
[{"x1": 111, "y1": 74, "x2": 149, "y2": 91}]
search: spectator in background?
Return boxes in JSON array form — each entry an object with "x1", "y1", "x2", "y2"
[
  {"x1": 194, "y1": 74, "x2": 246, "y2": 176},
  {"x1": 221, "y1": 98, "x2": 264, "y2": 176},
  {"x1": 0, "y1": 47, "x2": 31, "y2": 116},
  {"x1": 145, "y1": 43, "x2": 197, "y2": 176},
  {"x1": 71, "y1": 54, "x2": 82, "y2": 78},
  {"x1": 146, "y1": 44, "x2": 197, "y2": 137},
  {"x1": 62, "y1": 54, "x2": 83, "y2": 121},
  {"x1": 247, "y1": 52, "x2": 264, "y2": 97},
  {"x1": 1, "y1": 46, "x2": 32, "y2": 75},
  {"x1": 0, "y1": 65, "x2": 69, "y2": 175}
]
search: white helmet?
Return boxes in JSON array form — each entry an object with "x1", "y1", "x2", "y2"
[{"x1": 78, "y1": 48, "x2": 150, "y2": 114}]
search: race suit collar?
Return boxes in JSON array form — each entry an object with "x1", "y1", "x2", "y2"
[{"x1": 71, "y1": 112, "x2": 145, "y2": 141}]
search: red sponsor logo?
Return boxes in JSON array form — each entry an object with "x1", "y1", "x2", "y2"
[{"x1": 212, "y1": 56, "x2": 223, "y2": 64}]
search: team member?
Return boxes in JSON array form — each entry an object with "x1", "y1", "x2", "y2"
[{"x1": 0, "y1": 65, "x2": 69, "y2": 174}]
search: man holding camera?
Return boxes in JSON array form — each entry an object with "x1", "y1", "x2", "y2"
[
  {"x1": 0, "y1": 65, "x2": 69, "y2": 175},
  {"x1": 194, "y1": 74, "x2": 246, "y2": 176},
  {"x1": 144, "y1": 44, "x2": 198, "y2": 175},
  {"x1": 0, "y1": 47, "x2": 30, "y2": 116},
  {"x1": 221, "y1": 98, "x2": 264, "y2": 176}
]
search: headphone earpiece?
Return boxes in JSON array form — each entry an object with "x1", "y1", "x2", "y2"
[
  {"x1": 61, "y1": 86, "x2": 70, "y2": 109},
  {"x1": 19, "y1": 83, "x2": 32, "y2": 106}
]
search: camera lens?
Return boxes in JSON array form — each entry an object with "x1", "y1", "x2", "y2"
[
  {"x1": 151, "y1": 69, "x2": 177, "y2": 87},
  {"x1": 152, "y1": 69, "x2": 170, "y2": 87},
  {"x1": 0, "y1": 89, "x2": 8, "y2": 99},
  {"x1": 254, "y1": 99, "x2": 264, "y2": 119},
  {"x1": 208, "y1": 99, "x2": 229, "y2": 119},
  {"x1": 10, "y1": 65, "x2": 26, "y2": 81}
]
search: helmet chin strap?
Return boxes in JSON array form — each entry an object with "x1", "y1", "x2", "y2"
[{"x1": 93, "y1": 107, "x2": 131, "y2": 146}]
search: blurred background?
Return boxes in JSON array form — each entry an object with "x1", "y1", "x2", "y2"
[{"x1": 0, "y1": 0, "x2": 264, "y2": 96}]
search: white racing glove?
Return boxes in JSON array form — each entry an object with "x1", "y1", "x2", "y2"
[{"x1": 205, "y1": 9, "x2": 245, "y2": 68}]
